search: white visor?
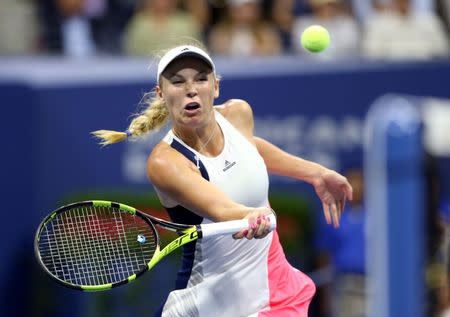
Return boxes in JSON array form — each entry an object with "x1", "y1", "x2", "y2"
[{"x1": 156, "y1": 46, "x2": 216, "y2": 83}]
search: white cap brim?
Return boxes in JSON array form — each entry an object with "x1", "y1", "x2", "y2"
[{"x1": 156, "y1": 46, "x2": 215, "y2": 83}]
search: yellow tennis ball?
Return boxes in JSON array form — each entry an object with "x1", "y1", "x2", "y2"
[{"x1": 301, "y1": 25, "x2": 330, "y2": 53}]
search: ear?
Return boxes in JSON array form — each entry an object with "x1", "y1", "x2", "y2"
[
  {"x1": 213, "y1": 78, "x2": 220, "y2": 99},
  {"x1": 156, "y1": 85, "x2": 163, "y2": 99}
]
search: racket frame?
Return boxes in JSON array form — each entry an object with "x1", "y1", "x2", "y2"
[
  {"x1": 35, "y1": 201, "x2": 163, "y2": 291},
  {"x1": 35, "y1": 200, "x2": 275, "y2": 292}
]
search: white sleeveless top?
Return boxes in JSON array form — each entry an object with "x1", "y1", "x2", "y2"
[
  {"x1": 155, "y1": 109, "x2": 272, "y2": 316},
  {"x1": 154, "y1": 109, "x2": 316, "y2": 317}
]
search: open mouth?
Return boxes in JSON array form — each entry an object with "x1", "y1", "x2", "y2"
[{"x1": 184, "y1": 102, "x2": 200, "y2": 111}]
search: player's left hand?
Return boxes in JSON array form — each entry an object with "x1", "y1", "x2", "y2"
[{"x1": 312, "y1": 168, "x2": 353, "y2": 228}]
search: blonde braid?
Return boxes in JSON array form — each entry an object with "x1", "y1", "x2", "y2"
[
  {"x1": 91, "y1": 91, "x2": 170, "y2": 146},
  {"x1": 129, "y1": 93, "x2": 170, "y2": 136}
]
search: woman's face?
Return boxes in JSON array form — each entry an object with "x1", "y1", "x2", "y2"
[{"x1": 158, "y1": 57, "x2": 219, "y2": 129}]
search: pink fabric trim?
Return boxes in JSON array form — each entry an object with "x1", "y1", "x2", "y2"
[{"x1": 259, "y1": 231, "x2": 316, "y2": 317}]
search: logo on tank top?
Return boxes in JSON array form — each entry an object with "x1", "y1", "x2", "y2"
[{"x1": 223, "y1": 160, "x2": 236, "y2": 172}]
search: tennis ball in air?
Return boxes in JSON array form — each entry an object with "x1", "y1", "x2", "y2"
[{"x1": 301, "y1": 25, "x2": 330, "y2": 53}]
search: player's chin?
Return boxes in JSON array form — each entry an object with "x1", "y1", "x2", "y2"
[{"x1": 182, "y1": 112, "x2": 206, "y2": 126}]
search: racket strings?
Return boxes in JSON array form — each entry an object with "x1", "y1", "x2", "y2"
[{"x1": 38, "y1": 206, "x2": 157, "y2": 286}]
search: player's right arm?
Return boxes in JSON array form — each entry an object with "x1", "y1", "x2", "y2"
[{"x1": 147, "y1": 142, "x2": 271, "y2": 238}]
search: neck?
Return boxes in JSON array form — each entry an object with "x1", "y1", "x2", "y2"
[{"x1": 173, "y1": 118, "x2": 223, "y2": 156}]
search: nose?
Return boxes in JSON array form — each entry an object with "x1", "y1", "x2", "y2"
[{"x1": 185, "y1": 81, "x2": 198, "y2": 98}]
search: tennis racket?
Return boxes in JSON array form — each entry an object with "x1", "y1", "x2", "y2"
[{"x1": 34, "y1": 200, "x2": 276, "y2": 292}]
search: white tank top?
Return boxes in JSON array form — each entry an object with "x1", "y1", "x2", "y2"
[
  {"x1": 156, "y1": 109, "x2": 269, "y2": 209},
  {"x1": 155, "y1": 109, "x2": 273, "y2": 316}
]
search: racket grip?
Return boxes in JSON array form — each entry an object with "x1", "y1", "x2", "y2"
[{"x1": 200, "y1": 213, "x2": 277, "y2": 238}]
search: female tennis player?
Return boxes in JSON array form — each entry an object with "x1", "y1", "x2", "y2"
[{"x1": 93, "y1": 44, "x2": 352, "y2": 317}]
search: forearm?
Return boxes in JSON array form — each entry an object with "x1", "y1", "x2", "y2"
[
  {"x1": 191, "y1": 198, "x2": 253, "y2": 223},
  {"x1": 254, "y1": 137, "x2": 326, "y2": 184},
  {"x1": 255, "y1": 137, "x2": 352, "y2": 228},
  {"x1": 155, "y1": 179, "x2": 255, "y2": 222}
]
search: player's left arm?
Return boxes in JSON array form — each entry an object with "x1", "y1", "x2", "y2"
[
  {"x1": 255, "y1": 137, "x2": 353, "y2": 227},
  {"x1": 219, "y1": 99, "x2": 353, "y2": 228}
]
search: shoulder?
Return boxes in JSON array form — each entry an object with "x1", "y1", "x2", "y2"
[
  {"x1": 147, "y1": 141, "x2": 199, "y2": 189},
  {"x1": 216, "y1": 99, "x2": 255, "y2": 141},
  {"x1": 216, "y1": 99, "x2": 254, "y2": 123}
]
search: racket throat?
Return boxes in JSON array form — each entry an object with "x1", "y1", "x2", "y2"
[{"x1": 148, "y1": 228, "x2": 201, "y2": 270}]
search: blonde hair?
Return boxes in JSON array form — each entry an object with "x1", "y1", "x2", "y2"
[
  {"x1": 92, "y1": 39, "x2": 217, "y2": 146},
  {"x1": 91, "y1": 91, "x2": 169, "y2": 146}
]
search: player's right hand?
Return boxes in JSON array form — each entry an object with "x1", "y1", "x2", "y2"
[{"x1": 232, "y1": 207, "x2": 274, "y2": 240}]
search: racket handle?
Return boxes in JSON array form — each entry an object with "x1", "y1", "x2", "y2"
[{"x1": 200, "y1": 213, "x2": 277, "y2": 238}]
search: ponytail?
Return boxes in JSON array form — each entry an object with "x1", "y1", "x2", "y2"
[{"x1": 91, "y1": 90, "x2": 170, "y2": 146}]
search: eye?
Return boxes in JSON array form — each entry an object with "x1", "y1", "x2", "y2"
[
  {"x1": 171, "y1": 79, "x2": 184, "y2": 85},
  {"x1": 196, "y1": 75, "x2": 208, "y2": 82}
]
